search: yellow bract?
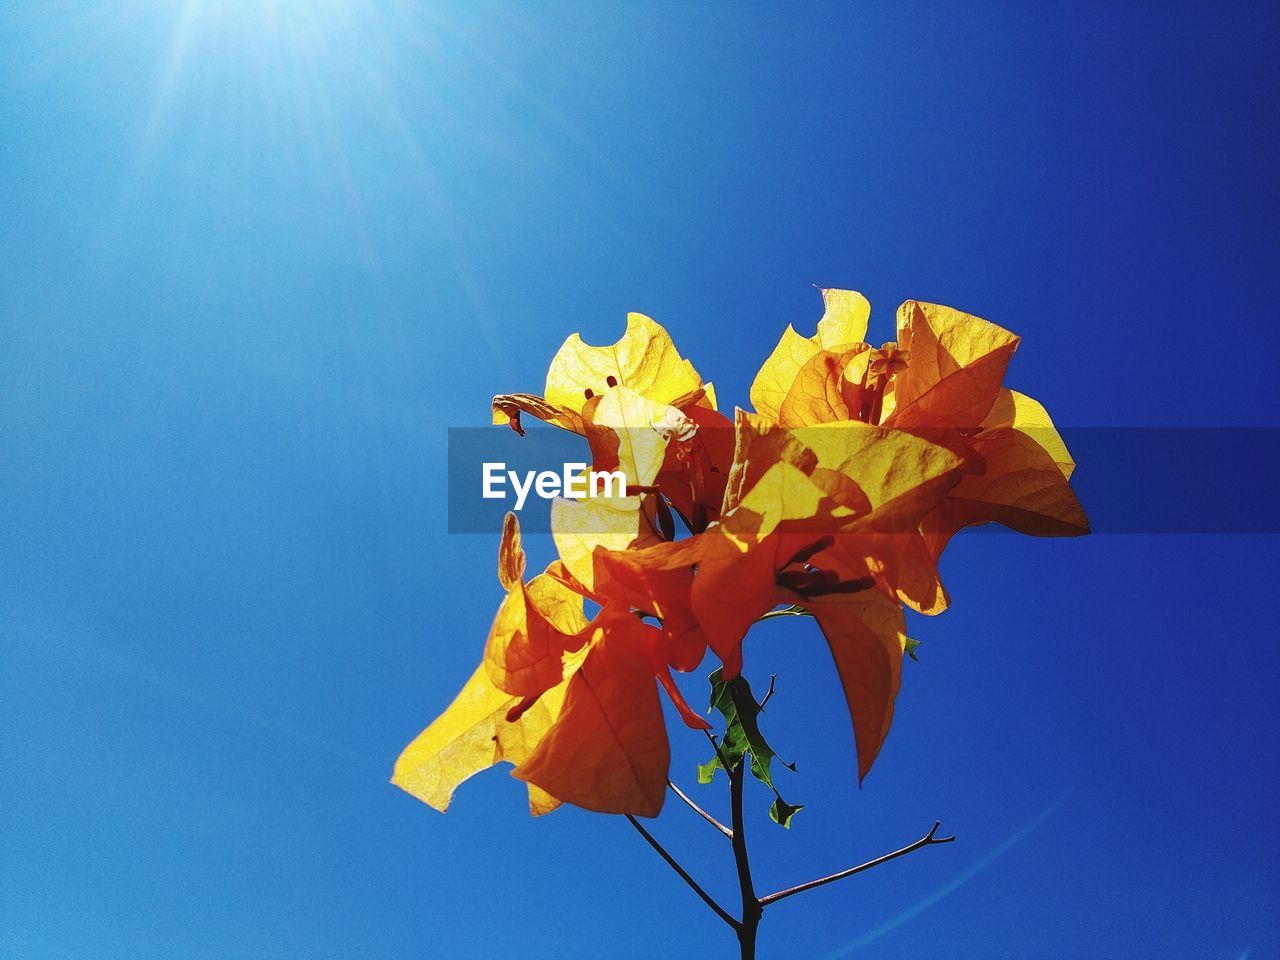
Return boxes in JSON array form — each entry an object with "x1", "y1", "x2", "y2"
[
  {"x1": 799, "y1": 590, "x2": 907, "y2": 783},
  {"x1": 984, "y1": 388, "x2": 1074, "y2": 477},
  {"x1": 551, "y1": 493, "x2": 660, "y2": 594},
  {"x1": 545, "y1": 313, "x2": 706, "y2": 414},
  {"x1": 584, "y1": 385, "x2": 696, "y2": 489},
  {"x1": 391, "y1": 664, "x2": 569, "y2": 816},
  {"x1": 815, "y1": 288, "x2": 872, "y2": 348},
  {"x1": 889, "y1": 300, "x2": 1020, "y2": 428},
  {"x1": 749, "y1": 288, "x2": 871, "y2": 421}
]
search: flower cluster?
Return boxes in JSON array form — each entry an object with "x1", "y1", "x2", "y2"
[{"x1": 394, "y1": 290, "x2": 1087, "y2": 817}]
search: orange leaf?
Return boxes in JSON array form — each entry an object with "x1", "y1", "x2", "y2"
[
  {"x1": 484, "y1": 573, "x2": 590, "y2": 700},
  {"x1": 888, "y1": 300, "x2": 1019, "y2": 429},
  {"x1": 920, "y1": 425, "x2": 1090, "y2": 557},
  {"x1": 797, "y1": 590, "x2": 908, "y2": 783},
  {"x1": 512, "y1": 619, "x2": 670, "y2": 816}
]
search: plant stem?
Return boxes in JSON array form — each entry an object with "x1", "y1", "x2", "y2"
[
  {"x1": 634, "y1": 728, "x2": 954, "y2": 959},
  {"x1": 729, "y1": 757, "x2": 762, "y2": 960}
]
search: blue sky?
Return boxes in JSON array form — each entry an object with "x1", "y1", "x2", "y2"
[{"x1": 2, "y1": 2, "x2": 1278, "y2": 958}]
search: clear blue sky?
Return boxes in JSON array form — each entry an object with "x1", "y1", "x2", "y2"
[{"x1": 2, "y1": 2, "x2": 1277, "y2": 958}]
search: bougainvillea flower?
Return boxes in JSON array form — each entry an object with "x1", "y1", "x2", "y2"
[
  {"x1": 592, "y1": 446, "x2": 858, "y2": 680},
  {"x1": 551, "y1": 492, "x2": 662, "y2": 596},
  {"x1": 918, "y1": 386, "x2": 1087, "y2": 557},
  {"x1": 750, "y1": 290, "x2": 1088, "y2": 566},
  {"x1": 494, "y1": 589, "x2": 711, "y2": 817},
  {"x1": 392, "y1": 514, "x2": 585, "y2": 814},
  {"x1": 590, "y1": 505, "x2": 912, "y2": 785},
  {"x1": 652, "y1": 402, "x2": 735, "y2": 533},
  {"x1": 750, "y1": 288, "x2": 872, "y2": 424},
  {"x1": 875, "y1": 300, "x2": 1019, "y2": 429},
  {"x1": 596, "y1": 414, "x2": 961, "y2": 678},
  {"x1": 396, "y1": 508, "x2": 712, "y2": 818},
  {"x1": 886, "y1": 303, "x2": 1087, "y2": 545},
  {"x1": 722, "y1": 413, "x2": 959, "y2": 614},
  {"x1": 726, "y1": 405, "x2": 947, "y2": 615},
  {"x1": 395, "y1": 288, "x2": 1088, "y2": 817}
]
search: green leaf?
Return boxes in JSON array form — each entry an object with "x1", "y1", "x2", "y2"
[
  {"x1": 754, "y1": 604, "x2": 815, "y2": 623},
  {"x1": 905, "y1": 637, "x2": 922, "y2": 663},
  {"x1": 769, "y1": 796, "x2": 804, "y2": 829},
  {"x1": 700, "y1": 668, "x2": 801, "y2": 827}
]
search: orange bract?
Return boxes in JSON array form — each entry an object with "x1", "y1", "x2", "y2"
[{"x1": 394, "y1": 292, "x2": 1087, "y2": 816}]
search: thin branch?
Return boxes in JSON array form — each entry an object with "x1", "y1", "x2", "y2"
[
  {"x1": 625, "y1": 815, "x2": 739, "y2": 930},
  {"x1": 668, "y1": 779, "x2": 733, "y2": 839},
  {"x1": 759, "y1": 821, "x2": 956, "y2": 908}
]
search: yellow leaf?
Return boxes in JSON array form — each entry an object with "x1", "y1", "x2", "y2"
[
  {"x1": 777, "y1": 343, "x2": 871, "y2": 426},
  {"x1": 817, "y1": 425, "x2": 962, "y2": 532},
  {"x1": 551, "y1": 493, "x2": 660, "y2": 594},
  {"x1": 920, "y1": 425, "x2": 1089, "y2": 556},
  {"x1": 722, "y1": 410, "x2": 818, "y2": 515},
  {"x1": 545, "y1": 313, "x2": 704, "y2": 415},
  {"x1": 730, "y1": 460, "x2": 846, "y2": 538},
  {"x1": 750, "y1": 325, "x2": 821, "y2": 421},
  {"x1": 749, "y1": 289, "x2": 871, "y2": 421},
  {"x1": 744, "y1": 420, "x2": 963, "y2": 533},
  {"x1": 584, "y1": 385, "x2": 696, "y2": 489},
  {"x1": 817, "y1": 531, "x2": 949, "y2": 616},
  {"x1": 391, "y1": 665, "x2": 568, "y2": 815},
  {"x1": 814, "y1": 287, "x2": 871, "y2": 349}
]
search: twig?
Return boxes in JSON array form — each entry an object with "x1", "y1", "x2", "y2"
[
  {"x1": 625, "y1": 815, "x2": 739, "y2": 930},
  {"x1": 759, "y1": 821, "x2": 956, "y2": 908},
  {"x1": 668, "y1": 779, "x2": 733, "y2": 839}
]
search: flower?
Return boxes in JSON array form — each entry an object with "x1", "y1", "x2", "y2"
[
  {"x1": 750, "y1": 290, "x2": 1089, "y2": 612},
  {"x1": 394, "y1": 293, "x2": 1088, "y2": 816}
]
